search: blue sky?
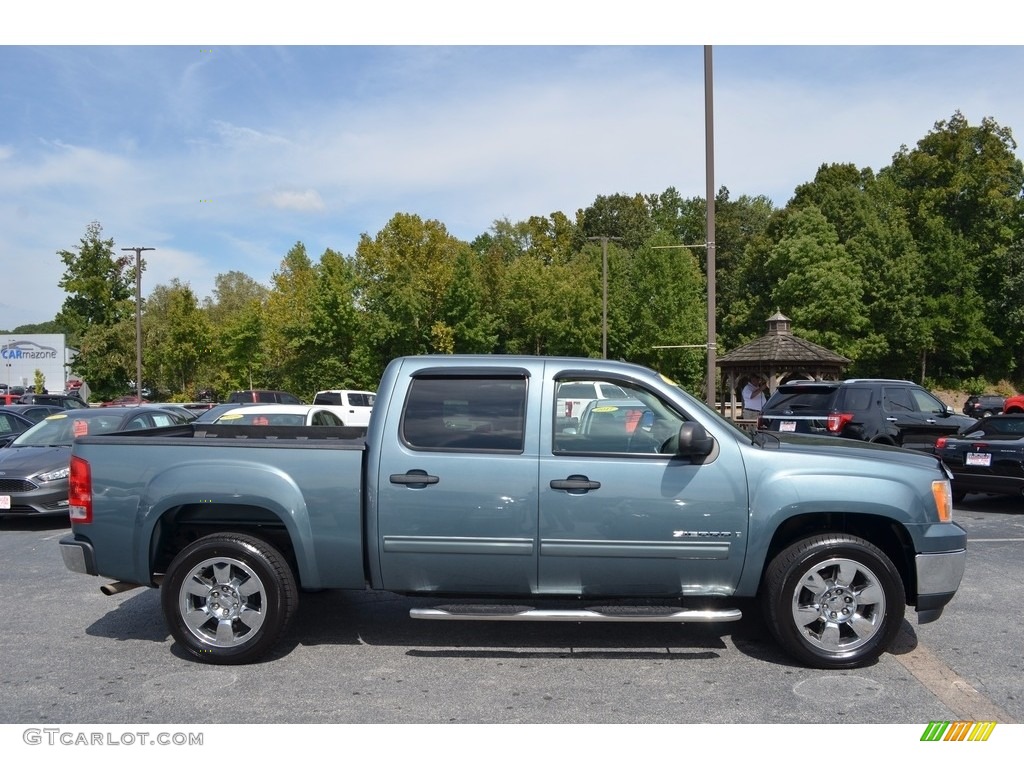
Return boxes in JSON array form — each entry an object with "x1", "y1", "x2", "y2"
[{"x1": 3, "y1": 6, "x2": 1023, "y2": 331}]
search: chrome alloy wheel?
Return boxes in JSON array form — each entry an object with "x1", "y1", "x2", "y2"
[
  {"x1": 790, "y1": 556, "x2": 886, "y2": 654},
  {"x1": 178, "y1": 556, "x2": 267, "y2": 648}
]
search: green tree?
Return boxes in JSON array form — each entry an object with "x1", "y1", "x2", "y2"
[
  {"x1": 764, "y1": 206, "x2": 870, "y2": 360},
  {"x1": 308, "y1": 248, "x2": 368, "y2": 389},
  {"x1": 262, "y1": 242, "x2": 321, "y2": 397},
  {"x1": 202, "y1": 271, "x2": 270, "y2": 394},
  {"x1": 607, "y1": 233, "x2": 708, "y2": 391},
  {"x1": 577, "y1": 193, "x2": 654, "y2": 252},
  {"x1": 789, "y1": 164, "x2": 928, "y2": 378},
  {"x1": 355, "y1": 214, "x2": 494, "y2": 375},
  {"x1": 75, "y1": 319, "x2": 136, "y2": 399},
  {"x1": 882, "y1": 112, "x2": 1022, "y2": 379},
  {"x1": 145, "y1": 280, "x2": 212, "y2": 397},
  {"x1": 55, "y1": 221, "x2": 134, "y2": 346}
]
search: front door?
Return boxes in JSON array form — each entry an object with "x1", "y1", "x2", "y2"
[{"x1": 538, "y1": 372, "x2": 749, "y2": 597}]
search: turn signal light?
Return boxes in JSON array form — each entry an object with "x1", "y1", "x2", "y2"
[{"x1": 932, "y1": 480, "x2": 953, "y2": 523}]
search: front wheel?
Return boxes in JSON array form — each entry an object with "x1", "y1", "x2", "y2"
[
  {"x1": 161, "y1": 533, "x2": 298, "y2": 664},
  {"x1": 761, "y1": 534, "x2": 905, "y2": 669}
]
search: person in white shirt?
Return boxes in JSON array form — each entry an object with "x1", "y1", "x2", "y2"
[{"x1": 741, "y1": 375, "x2": 768, "y2": 420}]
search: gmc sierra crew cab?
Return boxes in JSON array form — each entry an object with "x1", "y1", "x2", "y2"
[{"x1": 60, "y1": 355, "x2": 967, "y2": 669}]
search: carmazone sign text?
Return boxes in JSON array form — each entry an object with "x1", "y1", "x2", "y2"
[{"x1": 1, "y1": 334, "x2": 69, "y2": 391}]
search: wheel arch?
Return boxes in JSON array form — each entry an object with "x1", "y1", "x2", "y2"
[
  {"x1": 149, "y1": 503, "x2": 307, "y2": 586},
  {"x1": 757, "y1": 512, "x2": 916, "y2": 604},
  {"x1": 136, "y1": 460, "x2": 322, "y2": 589}
]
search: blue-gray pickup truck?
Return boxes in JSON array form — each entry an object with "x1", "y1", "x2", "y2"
[{"x1": 60, "y1": 355, "x2": 967, "y2": 668}]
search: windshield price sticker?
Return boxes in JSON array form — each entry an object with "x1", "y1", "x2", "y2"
[{"x1": 966, "y1": 452, "x2": 991, "y2": 467}]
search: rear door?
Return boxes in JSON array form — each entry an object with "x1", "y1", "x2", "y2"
[
  {"x1": 375, "y1": 367, "x2": 541, "y2": 594},
  {"x1": 884, "y1": 385, "x2": 960, "y2": 451}
]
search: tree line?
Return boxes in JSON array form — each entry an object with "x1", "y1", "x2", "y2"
[{"x1": 11, "y1": 111, "x2": 1024, "y2": 401}]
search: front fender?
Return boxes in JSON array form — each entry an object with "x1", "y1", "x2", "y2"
[{"x1": 736, "y1": 469, "x2": 927, "y2": 595}]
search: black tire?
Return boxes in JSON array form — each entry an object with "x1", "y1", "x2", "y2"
[
  {"x1": 761, "y1": 534, "x2": 905, "y2": 669},
  {"x1": 161, "y1": 533, "x2": 298, "y2": 665}
]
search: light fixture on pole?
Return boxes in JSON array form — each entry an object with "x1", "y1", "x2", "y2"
[{"x1": 122, "y1": 247, "x2": 154, "y2": 403}]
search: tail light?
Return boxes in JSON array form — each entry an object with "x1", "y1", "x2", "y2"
[
  {"x1": 68, "y1": 455, "x2": 93, "y2": 523},
  {"x1": 826, "y1": 412, "x2": 854, "y2": 433},
  {"x1": 935, "y1": 437, "x2": 947, "y2": 450}
]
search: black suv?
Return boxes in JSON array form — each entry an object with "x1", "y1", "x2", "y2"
[
  {"x1": 17, "y1": 393, "x2": 90, "y2": 409},
  {"x1": 758, "y1": 379, "x2": 975, "y2": 452},
  {"x1": 962, "y1": 394, "x2": 1004, "y2": 419}
]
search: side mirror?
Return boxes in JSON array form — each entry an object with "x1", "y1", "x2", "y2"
[{"x1": 676, "y1": 422, "x2": 714, "y2": 458}]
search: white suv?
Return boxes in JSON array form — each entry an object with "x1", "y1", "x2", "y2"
[{"x1": 312, "y1": 390, "x2": 376, "y2": 427}]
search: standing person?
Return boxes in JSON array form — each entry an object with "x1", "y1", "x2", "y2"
[{"x1": 741, "y1": 375, "x2": 768, "y2": 420}]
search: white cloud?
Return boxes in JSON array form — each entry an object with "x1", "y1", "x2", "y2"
[{"x1": 266, "y1": 189, "x2": 326, "y2": 212}]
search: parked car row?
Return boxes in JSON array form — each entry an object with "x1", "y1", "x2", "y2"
[
  {"x1": 933, "y1": 414, "x2": 1024, "y2": 502},
  {"x1": 755, "y1": 378, "x2": 1024, "y2": 503},
  {"x1": 757, "y1": 378, "x2": 975, "y2": 452},
  {"x1": 0, "y1": 407, "x2": 194, "y2": 516}
]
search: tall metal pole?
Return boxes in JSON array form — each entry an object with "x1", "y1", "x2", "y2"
[
  {"x1": 704, "y1": 45, "x2": 717, "y2": 407},
  {"x1": 122, "y1": 247, "x2": 154, "y2": 402},
  {"x1": 602, "y1": 237, "x2": 608, "y2": 358},
  {"x1": 587, "y1": 236, "x2": 621, "y2": 359}
]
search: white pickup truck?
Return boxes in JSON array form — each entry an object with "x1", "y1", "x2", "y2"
[
  {"x1": 312, "y1": 389, "x2": 376, "y2": 427},
  {"x1": 555, "y1": 380, "x2": 627, "y2": 420}
]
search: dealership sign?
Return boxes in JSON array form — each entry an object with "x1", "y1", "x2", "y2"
[{"x1": 1, "y1": 340, "x2": 59, "y2": 361}]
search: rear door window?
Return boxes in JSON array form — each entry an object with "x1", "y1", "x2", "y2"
[
  {"x1": 835, "y1": 386, "x2": 873, "y2": 411},
  {"x1": 401, "y1": 375, "x2": 527, "y2": 452}
]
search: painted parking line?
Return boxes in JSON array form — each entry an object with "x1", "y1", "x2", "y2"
[{"x1": 892, "y1": 625, "x2": 1017, "y2": 724}]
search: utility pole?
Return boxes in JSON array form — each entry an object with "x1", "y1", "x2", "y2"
[
  {"x1": 704, "y1": 45, "x2": 717, "y2": 408},
  {"x1": 587, "y1": 236, "x2": 622, "y2": 359},
  {"x1": 122, "y1": 247, "x2": 154, "y2": 403}
]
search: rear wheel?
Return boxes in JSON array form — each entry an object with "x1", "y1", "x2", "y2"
[
  {"x1": 761, "y1": 534, "x2": 905, "y2": 669},
  {"x1": 161, "y1": 533, "x2": 298, "y2": 664}
]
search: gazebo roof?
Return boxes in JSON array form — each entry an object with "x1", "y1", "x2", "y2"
[{"x1": 718, "y1": 312, "x2": 851, "y2": 367}]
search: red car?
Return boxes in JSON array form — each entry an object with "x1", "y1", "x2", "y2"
[
  {"x1": 1004, "y1": 395, "x2": 1024, "y2": 414},
  {"x1": 100, "y1": 395, "x2": 150, "y2": 407}
]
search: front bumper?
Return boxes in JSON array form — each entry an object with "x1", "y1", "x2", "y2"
[
  {"x1": 914, "y1": 547, "x2": 967, "y2": 624},
  {"x1": 0, "y1": 481, "x2": 71, "y2": 516}
]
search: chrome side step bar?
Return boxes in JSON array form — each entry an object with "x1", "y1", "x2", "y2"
[{"x1": 410, "y1": 606, "x2": 742, "y2": 623}]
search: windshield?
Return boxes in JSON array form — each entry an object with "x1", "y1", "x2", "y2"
[{"x1": 11, "y1": 412, "x2": 129, "y2": 447}]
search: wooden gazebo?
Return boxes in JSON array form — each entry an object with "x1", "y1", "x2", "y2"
[{"x1": 716, "y1": 312, "x2": 851, "y2": 419}]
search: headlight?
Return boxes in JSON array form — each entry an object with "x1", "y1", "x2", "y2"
[{"x1": 36, "y1": 467, "x2": 71, "y2": 483}]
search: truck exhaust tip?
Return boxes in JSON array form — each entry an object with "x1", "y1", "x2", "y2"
[{"x1": 100, "y1": 581, "x2": 144, "y2": 596}]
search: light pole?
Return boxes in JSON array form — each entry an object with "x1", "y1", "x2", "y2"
[
  {"x1": 587, "y1": 236, "x2": 622, "y2": 359},
  {"x1": 704, "y1": 45, "x2": 717, "y2": 408},
  {"x1": 122, "y1": 247, "x2": 154, "y2": 402},
  {"x1": 648, "y1": 47, "x2": 716, "y2": 407}
]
